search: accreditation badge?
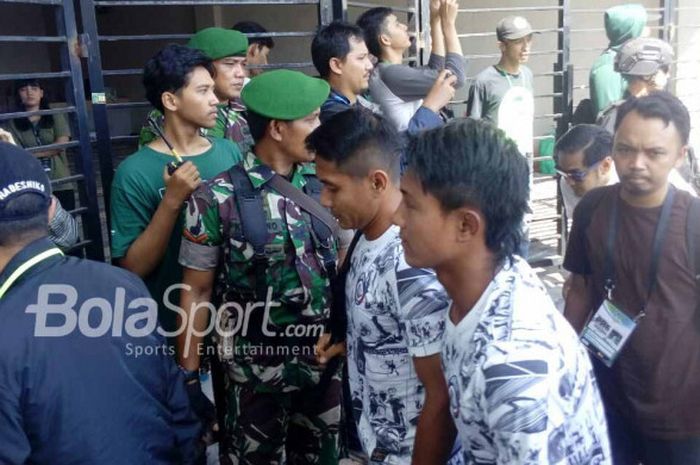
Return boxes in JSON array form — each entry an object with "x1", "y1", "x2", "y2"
[{"x1": 580, "y1": 300, "x2": 638, "y2": 367}]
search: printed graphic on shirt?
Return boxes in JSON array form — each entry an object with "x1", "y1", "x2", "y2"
[
  {"x1": 346, "y1": 226, "x2": 448, "y2": 464},
  {"x1": 442, "y1": 257, "x2": 611, "y2": 465}
]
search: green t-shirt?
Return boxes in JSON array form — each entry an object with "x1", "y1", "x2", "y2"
[
  {"x1": 110, "y1": 137, "x2": 242, "y2": 333},
  {"x1": 7, "y1": 113, "x2": 72, "y2": 190}
]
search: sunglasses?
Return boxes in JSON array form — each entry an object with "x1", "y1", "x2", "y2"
[{"x1": 555, "y1": 160, "x2": 602, "y2": 183}]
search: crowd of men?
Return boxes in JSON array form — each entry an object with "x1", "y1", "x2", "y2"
[{"x1": 0, "y1": 3, "x2": 699, "y2": 465}]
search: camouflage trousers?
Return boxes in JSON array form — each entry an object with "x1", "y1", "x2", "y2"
[{"x1": 223, "y1": 367, "x2": 342, "y2": 465}]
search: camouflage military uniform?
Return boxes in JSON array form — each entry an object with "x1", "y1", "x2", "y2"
[
  {"x1": 139, "y1": 100, "x2": 253, "y2": 154},
  {"x1": 179, "y1": 151, "x2": 341, "y2": 465}
]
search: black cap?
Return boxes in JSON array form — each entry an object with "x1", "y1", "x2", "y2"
[{"x1": 0, "y1": 142, "x2": 51, "y2": 221}]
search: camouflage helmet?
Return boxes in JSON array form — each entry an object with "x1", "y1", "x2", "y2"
[{"x1": 615, "y1": 37, "x2": 674, "y2": 77}]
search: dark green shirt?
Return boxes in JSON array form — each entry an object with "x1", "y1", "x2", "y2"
[
  {"x1": 110, "y1": 138, "x2": 242, "y2": 333},
  {"x1": 6, "y1": 114, "x2": 71, "y2": 188}
]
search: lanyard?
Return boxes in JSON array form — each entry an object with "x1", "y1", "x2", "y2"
[
  {"x1": 328, "y1": 90, "x2": 350, "y2": 105},
  {"x1": 604, "y1": 186, "x2": 676, "y2": 313},
  {"x1": 495, "y1": 66, "x2": 515, "y2": 88},
  {"x1": 0, "y1": 248, "x2": 63, "y2": 299}
]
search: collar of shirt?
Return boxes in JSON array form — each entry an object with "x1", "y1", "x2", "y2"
[
  {"x1": 328, "y1": 89, "x2": 351, "y2": 106},
  {"x1": 242, "y1": 151, "x2": 316, "y2": 189},
  {"x1": 226, "y1": 98, "x2": 247, "y2": 113},
  {"x1": 0, "y1": 236, "x2": 62, "y2": 287}
]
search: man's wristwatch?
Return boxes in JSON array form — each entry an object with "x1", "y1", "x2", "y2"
[{"x1": 178, "y1": 365, "x2": 199, "y2": 384}]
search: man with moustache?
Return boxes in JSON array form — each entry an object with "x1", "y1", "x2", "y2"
[
  {"x1": 178, "y1": 70, "x2": 343, "y2": 465},
  {"x1": 564, "y1": 91, "x2": 700, "y2": 465}
]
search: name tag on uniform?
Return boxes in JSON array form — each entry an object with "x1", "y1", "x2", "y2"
[{"x1": 580, "y1": 300, "x2": 637, "y2": 367}]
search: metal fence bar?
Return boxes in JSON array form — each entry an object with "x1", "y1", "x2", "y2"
[
  {"x1": 661, "y1": 0, "x2": 676, "y2": 42},
  {"x1": 457, "y1": 28, "x2": 562, "y2": 38},
  {"x1": 57, "y1": 0, "x2": 104, "y2": 260},
  {"x1": 24, "y1": 140, "x2": 80, "y2": 152},
  {"x1": 80, "y1": 0, "x2": 115, "y2": 222},
  {"x1": 458, "y1": 5, "x2": 562, "y2": 13},
  {"x1": 95, "y1": 0, "x2": 319, "y2": 4},
  {"x1": 0, "y1": 35, "x2": 67, "y2": 42},
  {"x1": 0, "y1": 71, "x2": 71, "y2": 81},
  {"x1": 0, "y1": 106, "x2": 75, "y2": 120},
  {"x1": 1, "y1": 0, "x2": 61, "y2": 4},
  {"x1": 347, "y1": 1, "x2": 415, "y2": 13}
]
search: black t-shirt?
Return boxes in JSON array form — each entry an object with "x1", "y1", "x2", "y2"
[{"x1": 564, "y1": 184, "x2": 700, "y2": 439}]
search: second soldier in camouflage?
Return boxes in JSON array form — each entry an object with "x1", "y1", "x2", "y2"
[{"x1": 178, "y1": 69, "x2": 341, "y2": 465}]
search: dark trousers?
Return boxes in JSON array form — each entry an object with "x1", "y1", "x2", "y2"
[
  {"x1": 606, "y1": 405, "x2": 700, "y2": 465},
  {"x1": 591, "y1": 357, "x2": 700, "y2": 465}
]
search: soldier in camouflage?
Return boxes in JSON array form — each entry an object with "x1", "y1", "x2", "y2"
[
  {"x1": 139, "y1": 27, "x2": 254, "y2": 154},
  {"x1": 177, "y1": 69, "x2": 341, "y2": 465}
]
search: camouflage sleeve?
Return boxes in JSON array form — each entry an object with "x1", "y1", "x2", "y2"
[
  {"x1": 179, "y1": 182, "x2": 223, "y2": 271},
  {"x1": 138, "y1": 109, "x2": 163, "y2": 148}
]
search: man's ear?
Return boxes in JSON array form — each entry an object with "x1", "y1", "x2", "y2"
[
  {"x1": 161, "y1": 91, "x2": 178, "y2": 112},
  {"x1": 453, "y1": 207, "x2": 482, "y2": 243},
  {"x1": 379, "y1": 32, "x2": 392, "y2": 48},
  {"x1": 247, "y1": 44, "x2": 258, "y2": 58},
  {"x1": 368, "y1": 169, "x2": 390, "y2": 195},
  {"x1": 329, "y1": 57, "x2": 344, "y2": 76},
  {"x1": 676, "y1": 145, "x2": 690, "y2": 169},
  {"x1": 269, "y1": 119, "x2": 285, "y2": 143},
  {"x1": 599, "y1": 156, "x2": 614, "y2": 174},
  {"x1": 497, "y1": 40, "x2": 506, "y2": 54}
]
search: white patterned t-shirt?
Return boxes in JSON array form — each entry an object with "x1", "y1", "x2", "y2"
[
  {"x1": 443, "y1": 256, "x2": 612, "y2": 465},
  {"x1": 345, "y1": 225, "x2": 449, "y2": 465}
]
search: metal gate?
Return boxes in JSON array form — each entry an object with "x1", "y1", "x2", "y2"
[
  {"x1": 1, "y1": 0, "x2": 696, "y2": 264},
  {"x1": 0, "y1": 0, "x2": 105, "y2": 260},
  {"x1": 78, "y1": 0, "x2": 335, "y2": 240}
]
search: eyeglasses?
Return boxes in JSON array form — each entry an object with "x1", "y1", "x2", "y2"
[{"x1": 555, "y1": 160, "x2": 602, "y2": 183}]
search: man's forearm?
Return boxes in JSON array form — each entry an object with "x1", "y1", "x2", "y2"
[
  {"x1": 564, "y1": 274, "x2": 593, "y2": 333},
  {"x1": 412, "y1": 392, "x2": 456, "y2": 465},
  {"x1": 443, "y1": 23, "x2": 463, "y2": 57},
  {"x1": 177, "y1": 278, "x2": 213, "y2": 370},
  {"x1": 119, "y1": 197, "x2": 182, "y2": 277},
  {"x1": 431, "y1": 17, "x2": 445, "y2": 57}
]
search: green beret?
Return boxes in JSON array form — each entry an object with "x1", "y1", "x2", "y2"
[
  {"x1": 241, "y1": 70, "x2": 330, "y2": 120},
  {"x1": 187, "y1": 27, "x2": 248, "y2": 60}
]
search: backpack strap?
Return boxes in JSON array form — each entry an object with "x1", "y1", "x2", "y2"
[
  {"x1": 303, "y1": 174, "x2": 338, "y2": 281},
  {"x1": 686, "y1": 197, "x2": 700, "y2": 293},
  {"x1": 228, "y1": 164, "x2": 269, "y2": 302}
]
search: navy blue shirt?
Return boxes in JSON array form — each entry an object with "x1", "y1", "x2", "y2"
[
  {"x1": 0, "y1": 237, "x2": 200, "y2": 464},
  {"x1": 320, "y1": 88, "x2": 443, "y2": 134}
]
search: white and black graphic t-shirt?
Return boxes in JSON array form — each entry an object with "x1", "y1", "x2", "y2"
[
  {"x1": 443, "y1": 256, "x2": 612, "y2": 465},
  {"x1": 345, "y1": 225, "x2": 449, "y2": 465}
]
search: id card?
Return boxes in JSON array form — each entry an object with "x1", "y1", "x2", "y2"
[{"x1": 580, "y1": 300, "x2": 637, "y2": 367}]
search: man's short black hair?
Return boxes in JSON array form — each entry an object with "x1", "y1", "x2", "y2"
[
  {"x1": 0, "y1": 195, "x2": 49, "y2": 247},
  {"x1": 357, "y1": 7, "x2": 393, "y2": 59},
  {"x1": 312, "y1": 21, "x2": 366, "y2": 79},
  {"x1": 404, "y1": 118, "x2": 529, "y2": 263},
  {"x1": 615, "y1": 91, "x2": 690, "y2": 145},
  {"x1": 232, "y1": 21, "x2": 275, "y2": 50},
  {"x1": 555, "y1": 124, "x2": 613, "y2": 167},
  {"x1": 306, "y1": 108, "x2": 402, "y2": 182},
  {"x1": 143, "y1": 44, "x2": 213, "y2": 113},
  {"x1": 246, "y1": 110, "x2": 271, "y2": 144}
]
